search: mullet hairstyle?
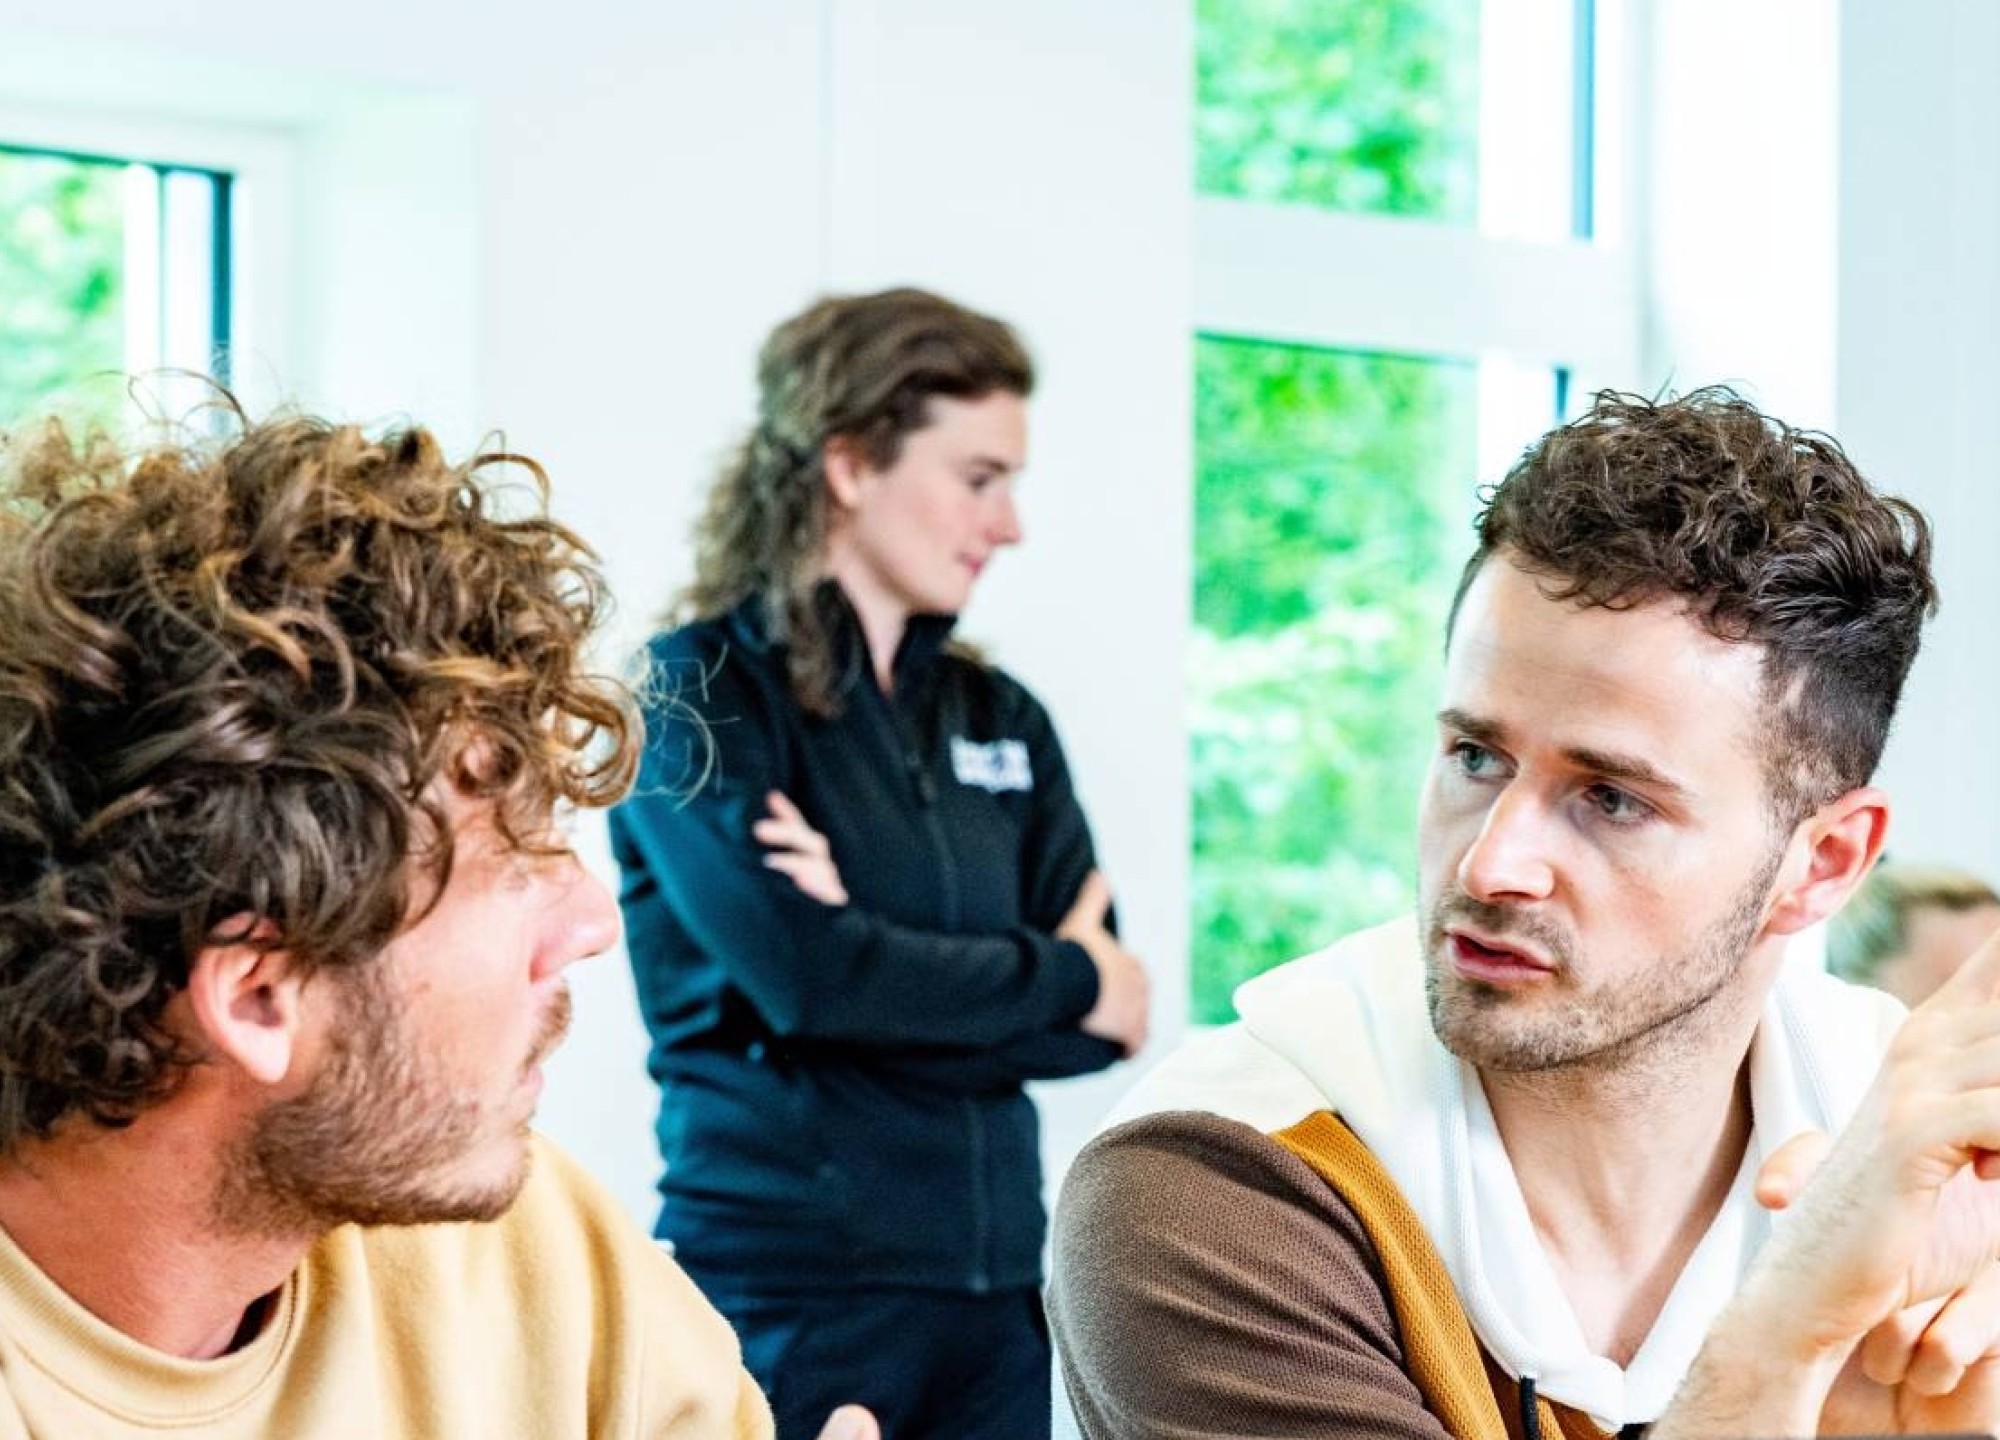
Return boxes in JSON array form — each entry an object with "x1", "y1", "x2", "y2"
[
  {"x1": 0, "y1": 401, "x2": 638, "y2": 1151},
  {"x1": 680, "y1": 286, "x2": 1033, "y2": 716},
  {"x1": 1450, "y1": 386, "x2": 1937, "y2": 825}
]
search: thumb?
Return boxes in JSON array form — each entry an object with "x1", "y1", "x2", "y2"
[
  {"x1": 1755, "y1": 1129, "x2": 1834, "y2": 1212},
  {"x1": 815, "y1": 1405, "x2": 880, "y2": 1440}
]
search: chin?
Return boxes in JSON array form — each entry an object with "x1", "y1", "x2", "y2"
[
  {"x1": 370, "y1": 1123, "x2": 539, "y2": 1228},
  {"x1": 446, "y1": 1126, "x2": 540, "y2": 1221}
]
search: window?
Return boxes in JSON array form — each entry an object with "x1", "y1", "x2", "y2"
[
  {"x1": 0, "y1": 145, "x2": 233, "y2": 432},
  {"x1": 1190, "y1": 0, "x2": 1632, "y2": 1020}
]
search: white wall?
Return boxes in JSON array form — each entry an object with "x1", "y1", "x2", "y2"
[
  {"x1": 0, "y1": 0, "x2": 1191, "y2": 1225},
  {"x1": 1640, "y1": 0, "x2": 1840, "y2": 427},
  {"x1": 1837, "y1": 0, "x2": 2000, "y2": 876}
]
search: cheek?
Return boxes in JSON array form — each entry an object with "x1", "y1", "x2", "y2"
[
  {"x1": 875, "y1": 493, "x2": 955, "y2": 559},
  {"x1": 1414, "y1": 774, "x2": 1464, "y2": 885},
  {"x1": 1416, "y1": 767, "x2": 1486, "y2": 854}
]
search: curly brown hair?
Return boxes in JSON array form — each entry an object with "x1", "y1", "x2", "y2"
[
  {"x1": 0, "y1": 403, "x2": 637, "y2": 1151},
  {"x1": 1453, "y1": 385, "x2": 1937, "y2": 823},
  {"x1": 681, "y1": 287, "x2": 1033, "y2": 715}
]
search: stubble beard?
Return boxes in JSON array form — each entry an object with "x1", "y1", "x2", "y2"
[
  {"x1": 1422, "y1": 848, "x2": 1781, "y2": 1077},
  {"x1": 213, "y1": 973, "x2": 571, "y2": 1239}
]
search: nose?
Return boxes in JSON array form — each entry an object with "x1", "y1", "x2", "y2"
[
  {"x1": 989, "y1": 488, "x2": 1023, "y2": 547},
  {"x1": 538, "y1": 856, "x2": 624, "y2": 980},
  {"x1": 1455, "y1": 786, "x2": 1557, "y2": 904}
]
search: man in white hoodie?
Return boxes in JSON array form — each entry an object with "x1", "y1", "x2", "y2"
[{"x1": 1049, "y1": 387, "x2": 2000, "y2": 1438}]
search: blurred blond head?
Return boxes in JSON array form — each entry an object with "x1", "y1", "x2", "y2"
[{"x1": 1828, "y1": 861, "x2": 2000, "y2": 1006}]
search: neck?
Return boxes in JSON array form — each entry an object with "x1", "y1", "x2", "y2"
[
  {"x1": 0, "y1": 1111, "x2": 314, "y2": 1360},
  {"x1": 1480, "y1": 999, "x2": 1763, "y2": 1366},
  {"x1": 819, "y1": 562, "x2": 909, "y2": 693}
]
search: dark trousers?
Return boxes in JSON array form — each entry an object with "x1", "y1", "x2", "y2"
[{"x1": 694, "y1": 1279, "x2": 1051, "y2": 1440}]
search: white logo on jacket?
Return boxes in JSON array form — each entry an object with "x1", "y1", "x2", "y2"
[{"x1": 950, "y1": 737, "x2": 1032, "y2": 793}]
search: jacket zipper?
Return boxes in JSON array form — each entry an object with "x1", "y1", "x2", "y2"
[{"x1": 876, "y1": 674, "x2": 990, "y2": 1286}]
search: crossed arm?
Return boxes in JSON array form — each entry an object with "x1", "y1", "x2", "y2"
[{"x1": 752, "y1": 787, "x2": 1149, "y2": 1059}]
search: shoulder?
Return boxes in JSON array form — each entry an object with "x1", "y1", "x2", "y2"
[
  {"x1": 1105, "y1": 1020, "x2": 1333, "y2": 1134},
  {"x1": 937, "y1": 652, "x2": 1062, "y2": 742},
  {"x1": 1055, "y1": 1109, "x2": 1388, "y2": 1344},
  {"x1": 1051, "y1": 1111, "x2": 1436, "y2": 1440},
  {"x1": 628, "y1": 616, "x2": 797, "y2": 790},
  {"x1": 638, "y1": 614, "x2": 777, "y2": 713},
  {"x1": 1063, "y1": 1108, "x2": 1373, "y2": 1243}
]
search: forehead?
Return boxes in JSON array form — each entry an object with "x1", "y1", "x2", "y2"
[
  {"x1": 908, "y1": 391, "x2": 1028, "y2": 465},
  {"x1": 1444, "y1": 557, "x2": 1769, "y2": 788}
]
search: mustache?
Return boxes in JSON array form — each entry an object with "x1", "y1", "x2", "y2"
[
  {"x1": 524, "y1": 985, "x2": 573, "y2": 1075},
  {"x1": 1426, "y1": 893, "x2": 1575, "y2": 970}
]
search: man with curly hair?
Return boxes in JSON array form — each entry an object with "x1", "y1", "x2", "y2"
[
  {"x1": 1052, "y1": 388, "x2": 2000, "y2": 1438},
  {"x1": 0, "y1": 408, "x2": 874, "y2": 1439}
]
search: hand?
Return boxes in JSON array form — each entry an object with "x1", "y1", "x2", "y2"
[
  {"x1": 1060, "y1": 870, "x2": 1149, "y2": 1057},
  {"x1": 755, "y1": 790, "x2": 848, "y2": 905},
  {"x1": 1832, "y1": 1269, "x2": 2000, "y2": 1434},
  {"x1": 815, "y1": 1404, "x2": 879, "y2": 1440},
  {"x1": 1761, "y1": 1130, "x2": 2000, "y2": 1432},
  {"x1": 1702, "y1": 930, "x2": 2000, "y2": 1434}
]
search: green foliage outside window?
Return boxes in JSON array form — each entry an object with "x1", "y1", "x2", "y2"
[
  {"x1": 1196, "y1": 0, "x2": 1480, "y2": 221},
  {"x1": 1191, "y1": 338, "x2": 1477, "y2": 1021},
  {"x1": 0, "y1": 151, "x2": 126, "y2": 434}
]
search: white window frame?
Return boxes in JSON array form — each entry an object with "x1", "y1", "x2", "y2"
[
  {"x1": 0, "y1": 103, "x2": 299, "y2": 415},
  {"x1": 1193, "y1": 0, "x2": 1643, "y2": 413}
]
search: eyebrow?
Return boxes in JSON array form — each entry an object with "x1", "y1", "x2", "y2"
[{"x1": 1436, "y1": 707, "x2": 1695, "y2": 802}]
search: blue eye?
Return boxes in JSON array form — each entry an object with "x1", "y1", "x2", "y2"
[{"x1": 1452, "y1": 740, "x2": 1497, "y2": 777}]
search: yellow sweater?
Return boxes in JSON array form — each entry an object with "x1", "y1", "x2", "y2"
[{"x1": 0, "y1": 1137, "x2": 771, "y2": 1439}]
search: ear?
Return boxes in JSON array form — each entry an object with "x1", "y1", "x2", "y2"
[
  {"x1": 821, "y1": 434, "x2": 871, "y2": 511},
  {"x1": 183, "y1": 916, "x2": 311, "y2": 1088},
  {"x1": 1762, "y1": 786, "x2": 1890, "y2": 937}
]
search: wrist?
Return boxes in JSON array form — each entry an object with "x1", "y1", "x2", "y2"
[{"x1": 1655, "y1": 1296, "x2": 1853, "y2": 1440}]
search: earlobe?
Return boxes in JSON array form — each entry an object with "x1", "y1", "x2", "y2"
[
  {"x1": 1763, "y1": 787, "x2": 1890, "y2": 936},
  {"x1": 184, "y1": 920, "x2": 307, "y2": 1088}
]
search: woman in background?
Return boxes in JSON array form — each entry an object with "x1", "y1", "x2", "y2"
[{"x1": 610, "y1": 288, "x2": 1148, "y2": 1440}]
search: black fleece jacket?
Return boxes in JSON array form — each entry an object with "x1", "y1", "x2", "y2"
[{"x1": 608, "y1": 589, "x2": 1120, "y2": 1293}]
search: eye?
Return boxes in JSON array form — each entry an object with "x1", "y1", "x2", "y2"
[
  {"x1": 1582, "y1": 783, "x2": 1653, "y2": 826},
  {"x1": 1450, "y1": 739, "x2": 1501, "y2": 778},
  {"x1": 965, "y1": 470, "x2": 998, "y2": 494}
]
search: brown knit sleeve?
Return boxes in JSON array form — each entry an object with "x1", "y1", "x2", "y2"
[{"x1": 1048, "y1": 1109, "x2": 1457, "y2": 1440}]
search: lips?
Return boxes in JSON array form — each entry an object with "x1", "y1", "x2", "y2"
[{"x1": 1448, "y1": 929, "x2": 1556, "y2": 985}]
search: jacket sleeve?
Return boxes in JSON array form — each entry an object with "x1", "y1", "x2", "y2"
[
  {"x1": 617, "y1": 648, "x2": 1101, "y2": 1049},
  {"x1": 930, "y1": 678, "x2": 1124, "y2": 1083},
  {"x1": 1013, "y1": 685, "x2": 1106, "y2": 935},
  {"x1": 1048, "y1": 1111, "x2": 1456, "y2": 1440}
]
